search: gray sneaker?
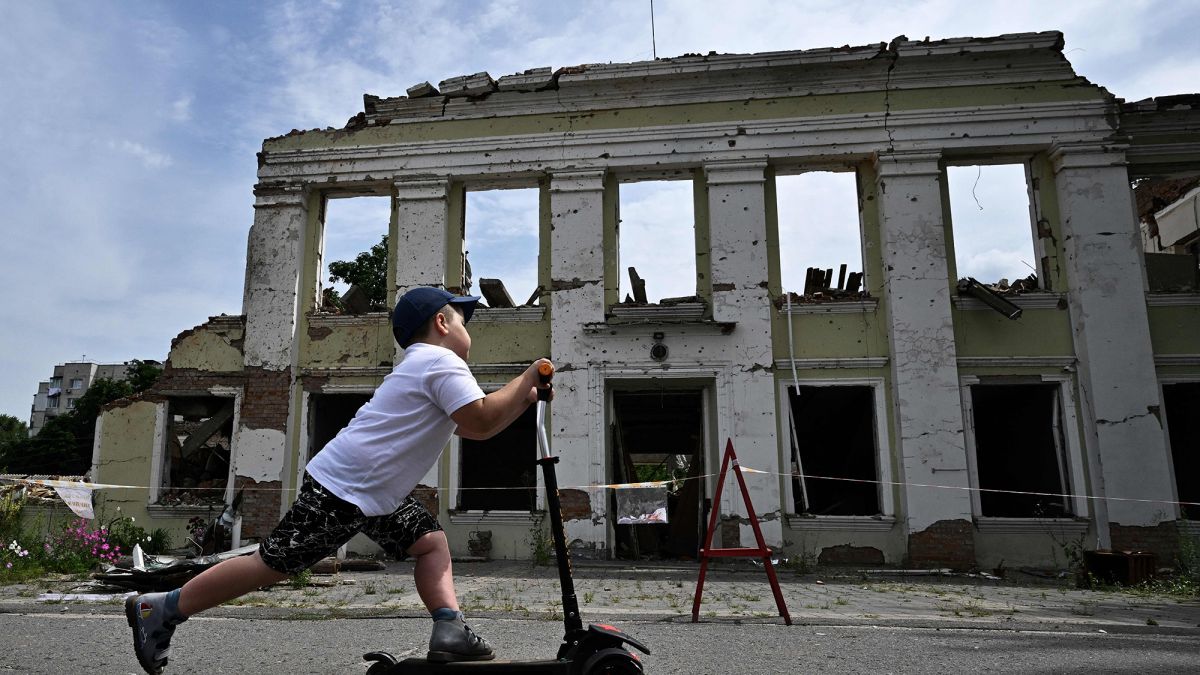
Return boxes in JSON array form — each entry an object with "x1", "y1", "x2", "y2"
[
  {"x1": 427, "y1": 612, "x2": 495, "y2": 662},
  {"x1": 125, "y1": 593, "x2": 186, "y2": 674}
]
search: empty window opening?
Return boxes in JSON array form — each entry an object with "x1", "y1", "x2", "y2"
[
  {"x1": 1137, "y1": 176, "x2": 1200, "y2": 293},
  {"x1": 464, "y1": 188, "x2": 540, "y2": 308},
  {"x1": 308, "y1": 393, "x2": 372, "y2": 461},
  {"x1": 788, "y1": 386, "x2": 880, "y2": 516},
  {"x1": 1163, "y1": 382, "x2": 1200, "y2": 520},
  {"x1": 776, "y1": 172, "x2": 865, "y2": 300},
  {"x1": 458, "y1": 406, "x2": 537, "y2": 511},
  {"x1": 947, "y1": 165, "x2": 1039, "y2": 292},
  {"x1": 617, "y1": 180, "x2": 697, "y2": 304},
  {"x1": 611, "y1": 390, "x2": 704, "y2": 560},
  {"x1": 970, "y1": 383, "x2": 1071, "y2": 517},
  {"x1": 319, "y1": 196, "x2": 391, "y2": 314},
  {"x1": 159, "y1": 397, "x2": 234, "y2": 506}
]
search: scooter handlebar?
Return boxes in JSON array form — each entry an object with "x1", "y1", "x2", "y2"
[{"x1": 536, "y1": 362, "x2": 554, "y2": 402}]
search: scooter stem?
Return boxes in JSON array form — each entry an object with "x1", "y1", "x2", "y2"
[{"x1": 533, "y1": 363, "x2": 585, "y2": 636}]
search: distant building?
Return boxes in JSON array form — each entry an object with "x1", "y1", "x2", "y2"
[{"x1": 29, "y1": 362, "x2": 135, "y2": 436}]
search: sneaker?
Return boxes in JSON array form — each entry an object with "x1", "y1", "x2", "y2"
[
  {"x1": 427, "y1": 612, "x2": 495, "y2": 662},
  {"x1": 125, "y1": 593, "x2": 186, "y2": 674}
]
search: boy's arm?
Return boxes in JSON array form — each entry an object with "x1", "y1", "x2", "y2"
[{"x1": 451, "y1": 358, "x2": 553, "y2": 440}]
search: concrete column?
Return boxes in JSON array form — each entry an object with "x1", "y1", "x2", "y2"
[
  {"x1": 704, "y1": 160, "x2": 782, "y2": 549},
  {"x1": 548, "y1": 170, "x2": 608, "y2": 554},
  {"x1": 239, "y1": 182, "x2": 308, "y2": 536},
  {"x1": 393, "y1": 178, "x2": 450, "y2": 295},
  {"x1": 874, "y1": 151, "x2": 974, "y2": 567},
  {"x1": 243, "y1": 184, "x2": 307, "y2": 370},
  {"x1": 1050, "y1": 143, "x2": 1174, "y2": 544},
  {"x1": 392, "y1": 178, "x2": 451, "y2": 494}
]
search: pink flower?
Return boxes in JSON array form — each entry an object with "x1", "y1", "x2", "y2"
[{"x1": 4, "y1": 563, "x2": 10, "y2": 569}]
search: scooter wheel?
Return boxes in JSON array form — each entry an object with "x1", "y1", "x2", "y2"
[
  {"x1": 581, "y1": 648, "x2": 644, "y2": 674},
  {"x1": 365, "y1": 662, "x2": 391, "y2": 675}
]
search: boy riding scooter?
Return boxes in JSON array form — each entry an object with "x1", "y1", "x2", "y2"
[{"x1": 125, "y1": 286, "x2": 554, "y2": 674}]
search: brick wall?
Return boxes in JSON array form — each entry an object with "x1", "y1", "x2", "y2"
[
  {"x1": 239, "y1": 366, "x2": 291, "y2": 430},
  {"x1": 411, "y1": 485, "x2": 439, "y2": 517},
  {"x1": 907, "y1": 519, "x2": 975, "y2": 570},
  {"x1": 234, "y1": 476, "x2": 282, "y2": 540},
  {"x1": 1111, "y1": 522, "x2": 1182, "y2": 564},
  {"x1": 819, "y1": 544, "x2": 885, "y2": 565},
  {"x1": 559, "y1": 488, "x2": 591, "y2": 521}
]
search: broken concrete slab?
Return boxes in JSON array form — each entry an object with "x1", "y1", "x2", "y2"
[
  {"x1": 496, "y1": 67, "x2": 555, "y2": 92},
  {"x1": 438, "y1": 72, "x2": 497, "y2": 97},
  {"x1": 405, "y1": 81, "x2": 439, "y2": 98}
]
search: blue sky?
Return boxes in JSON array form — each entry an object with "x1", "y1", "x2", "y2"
[{"x1": 2, "y1": 0, "x2": 1198, "y2": 422}]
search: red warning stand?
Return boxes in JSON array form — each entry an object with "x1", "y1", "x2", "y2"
[{"x1": 691, "y1": 438, "x2": 791, "y2": 625}]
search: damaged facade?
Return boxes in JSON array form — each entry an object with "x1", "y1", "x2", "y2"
[{"x1": 94, "y1": 32, "x2": 1200, "y2": 569}]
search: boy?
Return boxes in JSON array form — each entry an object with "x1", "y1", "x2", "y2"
[{"x1": 125, "y1": 286, "x2": 553, "y2": 674}]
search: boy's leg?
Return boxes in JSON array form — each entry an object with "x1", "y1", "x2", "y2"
[
  {"x1": 407, "y1": 530, "x2": 458, "y2": 612},
  {"x1": 125, "y1": 474, "x2": 364, "y2": 674},
  {"x1": 124, "y1": 552, "x2": 288, "y2": 675},
  {"x1": 177, "y1": 551, "x2": 289, "y2": 616},
  {"x1": 364, "y1": 496, "x2": 493, "y2": 662}
]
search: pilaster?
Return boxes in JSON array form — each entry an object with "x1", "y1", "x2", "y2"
[
  {"x1": 548, "y1": 170, "x2": 608, "y2": 552},
  {"x1": 704, "y1": 160, "x2": 782, "y2": 547},
  {"x1": 1050, "y1": 142, "x2": 1174, "y2": 534},
  {"x1": 875, "y1": 151, "x2": 974, "y2": 566}
]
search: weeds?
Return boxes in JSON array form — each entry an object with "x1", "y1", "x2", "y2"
[{"x1": 288, "y1": 569, "x2": 313, "y2": 589}]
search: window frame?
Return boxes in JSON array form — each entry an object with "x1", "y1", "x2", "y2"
[
  {"x1": 943, "y1": 159, "x2": 1048, "y2": 290},
  {"x1": 1157, "y1": 376, "x2": 1200, "y2": 521},
  {"x1": 960, "y1": 374, "x2": 1087, "y2": 521},
  {"x1": 778, "y1": 377, "x2": 895, "y2": 520},
  {"x1": 447, "y1": 378, "x2": 542, "y2": 523},
  {"x1": 149, "y1": 389, "x2": 241, "y2": 506}
]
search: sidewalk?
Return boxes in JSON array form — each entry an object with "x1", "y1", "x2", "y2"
[{"x1": 3, "y1": 559, "x2": 1198, "y2": 635}]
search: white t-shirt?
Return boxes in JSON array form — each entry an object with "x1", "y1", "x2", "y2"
[{"x1": 305, "y1": 343, "x2": 485, "y2": 516}]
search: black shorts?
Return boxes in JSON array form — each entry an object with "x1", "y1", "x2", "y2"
[{"x1": 258, "y1": 473, "x2": 442, "y2": 575}]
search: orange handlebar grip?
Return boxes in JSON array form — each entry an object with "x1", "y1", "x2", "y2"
[{"x1": 537, "y1": 362, "x2": 555, "y2": 384}]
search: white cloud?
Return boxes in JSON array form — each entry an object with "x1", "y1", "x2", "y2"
[
  {"x1": 110, "y1": 139, "x2": 174, "y2": 169},
  {"x1": 170, "y1": 94, "x2": 193, "y2": 122},
  {"x1": 1, "y1": 0, "x2": 1197, "y2": 423}
]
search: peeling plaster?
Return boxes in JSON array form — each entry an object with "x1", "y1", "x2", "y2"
[{"x1": 233, "y1": 427, "x2": 287, "y2": 483}]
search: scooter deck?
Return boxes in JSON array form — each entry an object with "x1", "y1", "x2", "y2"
[{"x1": 371, "y1": 656, "x2": 569, "y2": 673}]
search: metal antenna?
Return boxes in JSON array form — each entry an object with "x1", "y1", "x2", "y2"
[{"x1": 650, "y1": 0, "x2": 657, "y2": 59}]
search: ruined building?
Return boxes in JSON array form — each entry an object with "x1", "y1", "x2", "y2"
[{"x1": 94, "y1": 32, "x2": 1199, "y2": 569}]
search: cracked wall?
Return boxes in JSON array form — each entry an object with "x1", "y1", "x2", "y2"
[{"x1": 92, "y1": 32, "x2": 1196, "y2": 566}]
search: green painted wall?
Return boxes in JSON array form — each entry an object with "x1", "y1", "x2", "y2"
[
  {"x1": 1149, "y1": 305, "x2": 1200, "y2": 355},
  {"x1": 953, "y1": 307, "x2": 1074, "y2": 356}
]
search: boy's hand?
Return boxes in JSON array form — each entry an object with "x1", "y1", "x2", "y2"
[{"x1": 526, "y1": 358, "x2": 555, "y2": 403}]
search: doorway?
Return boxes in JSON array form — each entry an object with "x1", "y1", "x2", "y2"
[{"x1": 610, "y1": 388, "x2": 706, "y2": 560}]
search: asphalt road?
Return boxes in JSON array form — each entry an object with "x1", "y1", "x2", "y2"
[{"x1": 2, "y1": 611, "x2": 1198, "y2": 674}]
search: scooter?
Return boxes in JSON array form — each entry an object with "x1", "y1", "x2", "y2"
[{"x1": 364, "y1": 363, "x2": 649, "y2": 674}]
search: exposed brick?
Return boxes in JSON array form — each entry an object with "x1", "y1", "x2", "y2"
[
  {"x1": 234, "y1": 476, "x2": 282, "y2": 540},
  {"x1": 819, "y1": 544, "x2": 885, "y2": 565},
  {"x1": 1111, "y1": 522, "x2": 1182, "y2": 564},
  {"x1": 907, "y1": 519, "x2": 975, "y2": 570},
  {"x1": 720, "y1": 519, "x2": 740, "y2": 548},
  {"x1": 559, "y1": 488, "x2": 591, "y2": 521},
  {"x1": 240, "y1": 366, "x2": 292, "y2": 430},
  {"x1": 411, "y1": 485, "x2": 439, "y2": 516}
]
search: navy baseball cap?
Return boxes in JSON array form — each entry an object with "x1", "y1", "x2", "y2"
[{"x1": 392, "y1": 287, "x2": 480, "y2": 347}]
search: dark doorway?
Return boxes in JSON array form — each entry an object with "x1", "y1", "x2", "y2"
[
  {"x1": 1164, "y1": 382, "x2": 1200, "y2": 520},
  {"x1": 610, "y1": 389, "x2": 705, "y2": 560},
  {"x1": 787, "y1": 386, "x2": 881, "y2": 516},
  {"x1": 971, "y1": 383, "x2": 1070, "y2": 517},
  {"x1": 309, "y1": 393, "x2": 372, "y2": 460},
  {"x1": 458, "y1": 406, "x2": 537, "y2": 511}
]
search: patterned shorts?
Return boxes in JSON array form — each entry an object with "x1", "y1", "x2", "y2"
[{"x1": 258, "y1": 473, "x2": 442, "y2": 575}]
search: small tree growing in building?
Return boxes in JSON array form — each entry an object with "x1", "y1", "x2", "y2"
[{"x1": 325, "y1": 234, "x2": 388, "y2": 310}]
